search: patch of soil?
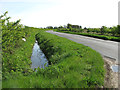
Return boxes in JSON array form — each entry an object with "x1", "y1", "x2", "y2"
[{"x1": 103, "y1": 56, "x2": 119, "y2": 88}]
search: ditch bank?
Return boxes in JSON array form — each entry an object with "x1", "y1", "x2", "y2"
[{"x1": 35, "y1": 31, "x2": 105, "y2": 88}]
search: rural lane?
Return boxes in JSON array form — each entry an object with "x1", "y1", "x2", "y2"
[{"x1": 46, "y1": 30, "x2": 118, "y2": 62}]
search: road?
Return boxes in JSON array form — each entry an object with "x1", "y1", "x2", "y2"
[{"x1": 46, "y1": 30, "x2": 118, "y2": 62}]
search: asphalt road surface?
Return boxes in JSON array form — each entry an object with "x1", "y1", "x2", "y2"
[{"x1": 46, "y1": 30, "x2": 118, "y2": 62}]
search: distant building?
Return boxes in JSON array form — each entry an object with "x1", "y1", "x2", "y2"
[{"x1": 46, "y1": 26, "x2": 53, "y2": 29}]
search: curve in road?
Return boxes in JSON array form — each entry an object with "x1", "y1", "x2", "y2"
[{"x1": 46, "y1": 30, "x2": 118, "y2": 62}]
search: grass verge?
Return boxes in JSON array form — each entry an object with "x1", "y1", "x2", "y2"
[
  {"x1": 2, "y1": 29, "x2": 105, "y2": 88},
  {"x1": 2, "y1": 27, "x2": 44, "y2": 88},
  {"x1": 35, "y1": 30, "x2": 105, "y2": 88},
  {"x1": 56, "y1": 30, "x2": 120, "y2": 42}
]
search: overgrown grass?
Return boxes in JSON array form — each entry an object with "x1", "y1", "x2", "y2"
[
  {"x1": 2, "y1": 27, "x2": 44, "y2": 87},
  {"x1": 35, "y1": 31, "x2": 105, "y2": 88},
  {"x1": 56, "y1": 30, "x2": 120, "y2": 42},
  {"x1": 3, "y1": 30, "x2": 105, "y2": 88}
]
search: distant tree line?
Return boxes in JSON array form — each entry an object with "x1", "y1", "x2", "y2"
[{"x1": 56, "y1": 23, "x2": 120, "y2": 37}]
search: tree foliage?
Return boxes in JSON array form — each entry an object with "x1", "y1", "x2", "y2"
[{"x1": 57, "y1": 23, "x2": 120, "y2": 37}]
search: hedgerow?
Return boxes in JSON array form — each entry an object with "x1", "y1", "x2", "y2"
[{"x1": 57, "y1": 30, "x2": 120, "y2": 42}]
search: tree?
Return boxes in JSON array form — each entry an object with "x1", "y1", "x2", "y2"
[
  {"x1": 117, "y1": 25, "x2": 120, "y2": 36},
  {"x1": 86, "y1": 28, "x2": 90, "y2": 33},
  {"x1": 67, "y1": 23, "x2": 72, "y2": 29},
  {"x1": 84, "y1": 27, "x2": 87, "y2": 30},
  {"x1": 1, "y1": 11, "x2": 25, "y2": 46},
  {"x1": 54, "y1": 27, "x2": 58, "y2": 29},
  {"x1": 100, "y1": 26, "x2": 107, "y2": 35},
  {"x1": 58, "y1": 26, "x2": 63, "y2": 29},
  {"x1": 79, "y1": 26, "x2": 82, "y2": 29},
  {"x1": 94, "y1": 28, "x2": 100, "y2": 33},
  {"x1": 111, "y1": 26, "x2": 117, "y2": 36}
]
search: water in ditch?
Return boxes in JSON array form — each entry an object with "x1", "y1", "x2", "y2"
[
  {"x1": 111, "y1": 65, "x2": 119, "y2": 72},
  {"x1": 31, "y1": 41, "x2": 48, "y2": 70}
]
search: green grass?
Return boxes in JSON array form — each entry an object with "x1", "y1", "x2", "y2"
[
  {"x1": 35, "y1": 31, "x2": 105, "y2": 88},
  {"x1": 2, "y1": 29, "x2": 105, "y2": 88},
  {"x1": 2, "y1": 27, "x2": 45, "y2": 87},
  {"x1": 56, "y1": 30, "x2": 120, "y2": 42}
]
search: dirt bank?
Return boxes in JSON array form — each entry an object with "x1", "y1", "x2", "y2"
[{"x1": 103, "y1": 56, "x2": 119, "y2": 88}]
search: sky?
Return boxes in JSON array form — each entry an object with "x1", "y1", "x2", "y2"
[{"x1": 0, "y1": 0, "x2": 119, "y2": 28}]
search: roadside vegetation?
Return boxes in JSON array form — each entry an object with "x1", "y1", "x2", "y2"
[
  {"x1": 35, "y1": 31, "x2": 105, "y2": 88},
  {"x1": 1, "y1": 12, "x2": 43, "y2": 87},
  {"x1": 2, "y1": 12, "x2": 105, "y2": 88},
  {"x1": 55, "y1": 23, "x2": 120, "y2": 42}
]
